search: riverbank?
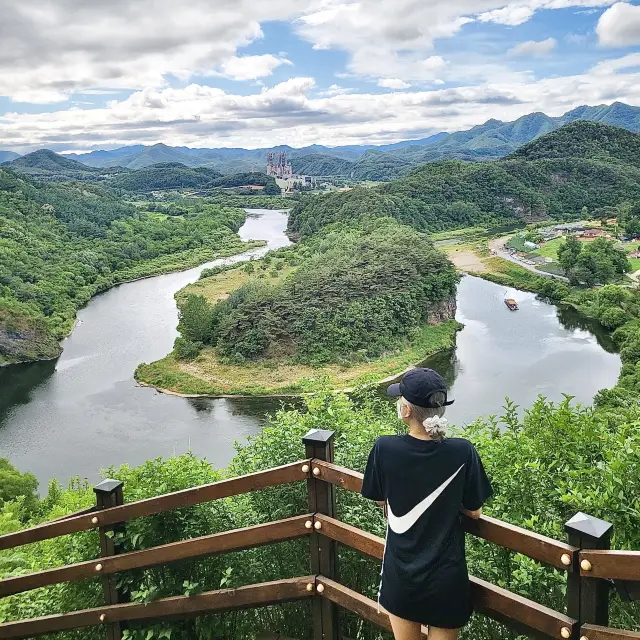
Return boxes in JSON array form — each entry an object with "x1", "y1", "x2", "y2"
[
  {"x1": 0, "y1": 238, "x2": 267, "y2": 368},
  {"x1": 135, "y1": 320, "x2": 460, "y2": 396}
]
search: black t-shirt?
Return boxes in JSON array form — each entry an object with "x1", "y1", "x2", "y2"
[{"x1": 361, "y1": 435, "x2": 493, "y2": 628}]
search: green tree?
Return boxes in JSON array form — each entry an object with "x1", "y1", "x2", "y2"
[
  {"x1": 557, "y1": 235, "x2": 582, "y2": 274},
  {"x1": 178, "y1": 294, "x2": 214, "y2": 344},
  {"x1": 0, "y1": 458, "x2": 38, "y2": 514}
]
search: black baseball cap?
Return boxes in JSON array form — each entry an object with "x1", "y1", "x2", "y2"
[{"x1": 387, "y1": 368, "x2": 454, "y2": 408}]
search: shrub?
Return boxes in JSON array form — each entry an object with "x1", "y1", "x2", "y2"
[{"x1": 174, "y1": 337, "x2": 203, "y2": 361}]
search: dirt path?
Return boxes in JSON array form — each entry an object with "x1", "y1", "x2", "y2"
[{"x1": 444, "y1": 248, "x2": 488, "y2": 273}]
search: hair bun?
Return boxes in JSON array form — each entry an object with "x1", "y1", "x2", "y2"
[{"x1": 422, "y1": 416, "x2": 447, "y2": 440}]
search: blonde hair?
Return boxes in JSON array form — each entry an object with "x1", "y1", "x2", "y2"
[{"x1": 399, "y1": 393, "x2": 448, "y2": 440}]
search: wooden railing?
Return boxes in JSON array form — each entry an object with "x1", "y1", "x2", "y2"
[{"x1": 0, "y1": 429, "x2": 638, "y2": 640}]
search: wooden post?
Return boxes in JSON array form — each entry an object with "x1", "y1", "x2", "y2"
[
  {"x1": 303, "y1": 429, "x2": 339, "y2": 640},
  {"x1": 94, "y1": 479, "x2": 124, "y2": 640},
  {"x1": 565, "y1": 512, "x2": 613, "y2": 630}
]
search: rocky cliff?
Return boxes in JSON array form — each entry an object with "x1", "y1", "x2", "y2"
[{"x1": 427, "y1": 296, "x2": 457, "y2": 325}]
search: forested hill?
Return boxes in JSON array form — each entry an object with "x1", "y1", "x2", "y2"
[
  {"x1": 0, "y1": 169, "x2": 253, "y2": 364},
  {"x1": 1, "y1": 149, "x2": 112, "y2": 181},
  {"x1": 509, "y1": 121, "x2": 640, "y2": 166},
  {"x1": 111, "y1": 163, "x2": 222, "y2": 192},
  {"x1": 290, "y1": 154, "x2": 354, "y2": 177},
  {"x1": 288, "y1": 122, "x2": 640, "y2": 237}
]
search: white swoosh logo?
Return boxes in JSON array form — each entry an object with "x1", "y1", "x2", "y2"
[{"x1": 387, "y1": 464, "x2": 465, "y2": 535}]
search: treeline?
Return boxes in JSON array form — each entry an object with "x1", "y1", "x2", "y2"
[
  {"x1": 177, "y1": 219, "x2": 458, "y2": 365},
  {"x1": 557, "y1": 236, "x2": 630, "y2": 285},
  {"x1": 288, "y1": 122, "x2": 640, "y2": 238},
  {"x1": 0, "y1": 169, "x2": 252, "y2": 363},
  {"x1": 111, "y1": 163, "x2": 222, "y2": 192}
]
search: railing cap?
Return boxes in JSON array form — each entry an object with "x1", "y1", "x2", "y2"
[
  {"x1": 302, "y1": 429, "x2": 335, "y2": 445},
  {"x1": 565, "y1": 512, "x2": 613, "y2": 541},
  {"x1": 94, "y1": 479, "x2": 124, "y2": 495}
]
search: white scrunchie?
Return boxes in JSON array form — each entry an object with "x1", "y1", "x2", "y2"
[{"x1": 422, "y1": 416, "x2": 448, "y2": 440}]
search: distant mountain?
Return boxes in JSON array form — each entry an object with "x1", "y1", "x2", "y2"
[
  {"x1": 0, "y1": 151, "x2": 20, "y2": 163},
  {"x1": 289, "y1": 122, "x2": 640, "y2": 236},
  {"x1": 61, "y1": 136, "x2": 447, "y2": 172},
  {"x1": 2, "y1": 149, "x2": 130, "y2": 182},
  {"x1": 31, "y1": 101, "x2": 636, "y2": 181},
  {"x1": 1, "y1": 149, "x2": 105, "y2": 180},
  {"x1": 509, "y1": 121, "x2": 640, "y2": 167},
  {"x1": 291, "y1": 154, "x2": 354, "y2": 177}
]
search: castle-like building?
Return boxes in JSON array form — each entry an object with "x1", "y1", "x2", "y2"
[{"x1": 266, "y1": 151, "x2": 293, "y2": 179}]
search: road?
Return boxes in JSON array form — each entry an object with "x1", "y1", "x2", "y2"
[{"x1": 489, "y1": 235, "x2": 569, "y2": 283}]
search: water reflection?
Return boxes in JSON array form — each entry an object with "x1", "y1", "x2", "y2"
[{"x1": 410, "y1": 276, "x2": 620, "y2": 427}]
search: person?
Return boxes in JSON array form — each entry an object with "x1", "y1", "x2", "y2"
[{"x1": 361, "y1": 368, "x2": 493, "y2": 640}]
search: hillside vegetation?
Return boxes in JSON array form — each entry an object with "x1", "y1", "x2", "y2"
[
  {"x1": 288, "y1": 122, "x2": 640, "y2": 237},
  {"x1": 0, "y1": 170, "x2": 258, "y2": 364},
  {"x1": 180, "y1": 219, "x2": 458, "y2": 365},
  {"x1": 111, "y1": 163, "x2": 222, "y2": 192},
  {"x1": 1, "y1": 149, "x2": 122, "y2": 182}
]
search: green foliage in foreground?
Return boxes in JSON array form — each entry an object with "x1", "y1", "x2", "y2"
[
  {"x1": 0, "y1": 170, "x2": 255, "y2": 363},
  {"x1": 0, "y1": 459, "x2": 38, "y2": 514},
  {"x1": 288, "y1": 123, "x2": 640, "y2": 239},
  {"x1": 1, "y1": 391, "x2": 638, "y2": 639},
  {"x1": 179, "y1": 219, "x2": 459, "y2": 365}
]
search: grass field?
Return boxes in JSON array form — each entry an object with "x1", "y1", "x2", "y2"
[{"x1": 533, "y1": 237, "x2": 565, "y2": 259}]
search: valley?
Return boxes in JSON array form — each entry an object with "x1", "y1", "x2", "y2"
[{"x1": 2, "y1": 103, "x2": 640, "y2": 640}]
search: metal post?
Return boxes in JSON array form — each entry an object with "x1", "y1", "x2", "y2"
[
  {"x1": 94, "y1": 479, "x2": 124, "y2": 640},
  {"x1": 303, "y1": 429, "x2": 339, "y2": 640},
  {"x1": 565, "y1": 512, "x2": 613, "y2": 629}
]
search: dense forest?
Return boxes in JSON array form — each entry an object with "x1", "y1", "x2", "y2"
[
  {"x1": 110, "y1": 163, "x2": 222, "y2": 192},
  {"x1": 177, "y1": 219, "x2": 458, "y2": 365},
  {"x1": 288, "y1": 122, "x2": 640, "y2": 237},
  {"x1": 0, "y1": 169, "x2": 256, "y2": 364}
]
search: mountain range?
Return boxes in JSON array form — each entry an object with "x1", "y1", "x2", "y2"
[
  {"x1": 288, "y1": 121, "x2": 640, "y2": 236},
  {"x1": 2, "y1": 102, "x2": 640, "y2": 181}
]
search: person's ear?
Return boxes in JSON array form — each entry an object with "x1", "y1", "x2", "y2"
[{"x1": 400, "y1": 402, "x2": 411, "y2": 419}]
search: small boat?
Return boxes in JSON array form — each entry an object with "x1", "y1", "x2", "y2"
[{"x1": 505, "y1": 298, "x2": 519, "y2": 311}]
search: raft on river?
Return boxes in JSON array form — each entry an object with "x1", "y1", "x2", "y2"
[{"x1": 504, "y1": 298, "x2": 519, "y2": 311}]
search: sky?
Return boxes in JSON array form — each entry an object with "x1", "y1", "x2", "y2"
[{"x1": 1, "y1": 0, "x2": 640, "y2": 153}]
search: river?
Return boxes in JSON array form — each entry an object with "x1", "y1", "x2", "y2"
[{"x1": 0, "y1": 211, "x2": 621, "y2": 489}]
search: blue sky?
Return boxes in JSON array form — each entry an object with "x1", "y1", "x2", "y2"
[{"x1": 0, "y1": 0, "x2": 639, "y2": 152}]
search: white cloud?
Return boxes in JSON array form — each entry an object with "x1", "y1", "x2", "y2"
[
  {"x1": 377, "y1": 78, "x2": 412, "y2": 89},
  {"x1": 478, "y1": 6, "x2": 535, "y2": 25},
  {"x1": 317, "y1": 84, "x2": 353, "y2": 96},
  {"x1": 591, "y1": 52, "x2": 640, "y2": 74},
  {"x1": 509, "y1": 37, "x2": 558, "y2": 56},
  {"x1": 10, "y1": 90, "x2": 69, "y2": 104},
  {"x1": 0, "y1": 0, "x2": 623, "y2": 103},
  {"x1": 218, "y1": 55, "x2": 292, "y2": 81},
  {"x1": 597, "y1": 2, "x2": 640, "y2": 46},
  {"x1": 2, "y1": 55, "x2": 640, "y2": 153},
  {"x1": 0, "y1": 0, "x2": 305, "y2": 102},
  {"x1": 294, "y1": 1, "x2": 617, "y2": 81}
]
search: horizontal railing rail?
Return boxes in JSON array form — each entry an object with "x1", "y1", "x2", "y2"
[
  {"x1": 311, "y1": 459, "x2": 579, "y2": 571},
  {"x1": 318, "y1": 576, "x2": 429, "y2": 636},
  {"x1": 0, "y1": 515, "x2": 313, "y2": 598},
  {"x1": 579, "y1": 550, "x2": 640, "y2": 581},
  {"x1": 580, "y1": 625, "x2": 640, "y2": 640},
  {"x1": 315, "y1": 514, "x2": 576, "y2": 640},
  {"x1": 0, "y1": 577, "x2": 315, "y2": 640},
  {"x1": 0, "y1": 461, "x2": 308, "y2": 551}
]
